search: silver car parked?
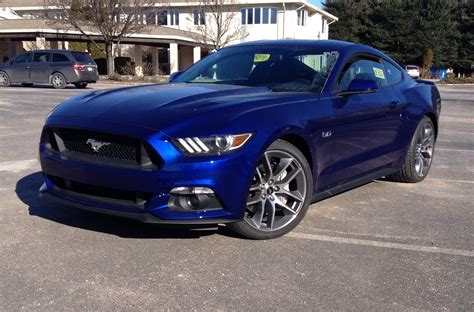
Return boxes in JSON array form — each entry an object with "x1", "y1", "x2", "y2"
[{"x1": 0, "y1": 50, "x2": 99, "y2": 89}]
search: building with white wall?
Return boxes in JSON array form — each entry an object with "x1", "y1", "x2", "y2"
[{"x1": 0, "y1": 0, "x2": 337, "y2": 74}]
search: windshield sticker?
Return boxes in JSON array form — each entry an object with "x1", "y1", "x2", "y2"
[
  {"x1": 254, "y1": 54, "x2": 270, "y2": 63},
  {"x1": 373, "y1": 67, "x2": 385, "y2": 79}
]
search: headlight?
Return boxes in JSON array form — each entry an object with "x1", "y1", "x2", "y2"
[{"x1": 172, "y1": 133, "x2": 252, "y2": 156}]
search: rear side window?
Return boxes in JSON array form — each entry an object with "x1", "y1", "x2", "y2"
[
  {"x1": 71, "y1": 52, "x2": 93, "y2": 63},
  {"x1": 15, "y1": 53, "x2": 32, "y2": 64},
  {"x1": 52, "y1": 53, "x2": 70, "y2": 62},
  {"x1": 33, "y1": 52, "x2": 51, "y2": 63},
  {"x1": 385, "y1": 61, "x2": 403, "y2": 85},
  {"x1": 337, "y1": 58, "x2": 388, "y2": 91}
]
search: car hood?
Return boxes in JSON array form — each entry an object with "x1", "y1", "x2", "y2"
[{"x1": 50, "y1": 83, "x2": 273, "y2": 132}]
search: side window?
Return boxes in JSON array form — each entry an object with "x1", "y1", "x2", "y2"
[
  {"x1": 33, "y1": 52, "x2": 51, "y2": 63},
  {"x1": 52, "y1": 53, "x2": 70, "y2": 62},
  {"x1": 337, "y1": 58, "x2": 388, "y2": 91},
  {"x1": 384, "y1": 61, "x2": 403, "y2": 85},
  {"x1": 15, "y1": 53, "x2": 32, "y2": 64}
]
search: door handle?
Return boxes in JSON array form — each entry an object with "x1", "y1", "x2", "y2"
[{"x1": 389, "y1": 101, "x2": 401, "y2": 109}]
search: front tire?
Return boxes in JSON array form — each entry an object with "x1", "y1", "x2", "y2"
[
  {"x1": 389, "y1": 116, "x2": 436, "y2": 183},
  {"x1": 227, "y1": 140, "x2": 313, "y2": 239},
  {"x1": 51, "y1": 73, "x2": 67, "y2": 89},
  {"x1": 0, "y1": 71, "x2": 10, "y2": 87}
]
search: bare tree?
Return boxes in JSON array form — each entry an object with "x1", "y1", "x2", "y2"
[
  {"x1": 190, "y1": 0, "x2": 248, "y2": 51},
  {"x1": 46, "y1": 0, "x2": 166, "y2": 75}
]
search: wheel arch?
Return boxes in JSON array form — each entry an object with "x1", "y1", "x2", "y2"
[
  {"x1": 50, "y1": 71, "x2": 66, "y2": 83},
  {"x1": 425, "y1": 112, "x2": 438, "y2": 138},
  {"x1": 278, "y1": 133, "x2": 314, "y2": 172}
]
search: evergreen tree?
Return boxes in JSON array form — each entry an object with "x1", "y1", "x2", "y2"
[{"x1": 324, "y1": 0, "x2": 464, "y2": 67}]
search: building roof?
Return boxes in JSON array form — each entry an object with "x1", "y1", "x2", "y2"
[
  {"x1": 1, "y1": 0, "x2": 338, "y2": 21},
  {"x1": 0, "y1": 19, "x2": 204, "y2": 45}
]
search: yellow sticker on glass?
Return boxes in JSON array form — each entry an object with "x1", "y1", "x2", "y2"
[
  {"x1": 373, "y1": 67, "x2": 385, "y2": 79},
  {"x1": 254, "y1": 54, "x2": 270, "y2": 63}
]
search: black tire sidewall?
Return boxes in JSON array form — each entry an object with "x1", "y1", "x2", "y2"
[{"x1": 75, "y1": 82, "x2": 88, "y2": 89}]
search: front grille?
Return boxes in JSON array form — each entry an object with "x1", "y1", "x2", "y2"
[
  {"x1": 47, "y1": 174, "x2": 153, "y2": 208},
  {"x1": 60, "y1": 128, "x2": 138, "y2": 161},
  {"x1": 42, "y1": 127, "x2": 162, "y2": 170}
]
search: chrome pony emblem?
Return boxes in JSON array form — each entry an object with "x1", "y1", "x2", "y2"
[{"x1": 86, "y1": 139, "x2": 111, "y2": 152}]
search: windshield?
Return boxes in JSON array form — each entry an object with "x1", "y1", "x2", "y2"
[{"x1": 174, "y1": 46, "x2": 339, "y2": 93}]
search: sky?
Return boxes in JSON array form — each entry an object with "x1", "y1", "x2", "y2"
[{"x1": 308, "y1": 0, "x2": 324, "y2": 8}]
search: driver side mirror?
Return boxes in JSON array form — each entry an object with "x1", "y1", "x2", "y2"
[
  {"x1": 338, "y1": 79, "x2": 378, "y2": 96},
  {"x1": 169, "y1": 71, "x2": 182, "y2": 82}
]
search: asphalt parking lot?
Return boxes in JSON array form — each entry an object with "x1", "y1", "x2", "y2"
[{"x1": 1, "y1": 82, "x2": 473, "y2": 310}]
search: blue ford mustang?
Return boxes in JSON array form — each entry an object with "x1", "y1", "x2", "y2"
[{"x1": 39, "y1": 40, "x2": 441, "y2": 239}]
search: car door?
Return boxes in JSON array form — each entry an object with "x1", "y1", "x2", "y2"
[
  {"x1": 10, "y1": 52, "x2": 32, "y2": 83},
  {"x1": 30, "y1": 52, "x2": 52, "y2": 83},
  {"x1": 328, "y1": 55, "x2": 403, "y2": 184}
]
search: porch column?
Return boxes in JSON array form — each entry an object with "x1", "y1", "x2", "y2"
[
  {"x1": 134, "y1": 45, "x2": 143, "y2": 77},
  {"x1": 193, "y1": 46, "x2": 201, "y2": 63},
  {"x1": 151, "y1": 47, "x2": 160, "y2": 76},
  {"x1": 50, "y1": 41, "x2": 59, "y2": 49},
  {"x1": 36, "y1": 36, "x2": 46, "y2": 50},
  {"x1": 169, "y1": 43, "x2": 179, "y2": 74}
]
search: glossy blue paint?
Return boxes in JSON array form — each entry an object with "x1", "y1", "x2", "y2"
[{"x1": 39, "y1": 40, "x2": 440, "y2": 223}]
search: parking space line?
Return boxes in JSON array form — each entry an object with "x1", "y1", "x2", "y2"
[
  {"x1": 437, "y1": 148, "x2": 474, "y2": 153},
  {"x1": 0, "y1": 159, "x2": 38, "y2": 173},
  {"x1": 288, "y1": 232, "x2": 474, "y2": 257},
  {"x1": 427, "y1": 178, "x2": 474, "y2": 184},
  {"x1": 0, "y1": 131, "x2": 40, "y2": 138}
]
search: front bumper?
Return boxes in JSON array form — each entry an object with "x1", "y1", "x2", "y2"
[
  {"x1": 39, "y1": 117, "x2": 256, "y2": 224},
  {"x1": 39, "y1": 185, "x2": 236, "y2": 224}
]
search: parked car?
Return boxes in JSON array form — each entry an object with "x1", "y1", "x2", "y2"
[
  {"x1": 0, "y1": 50, "x2": 99, "y2": 89},
  {"x1": 404, "y1": 65, "x2": 420, "y2": 79},
  {"x1": 39, "y1": 40, "x2": 441, "y2": 239}
]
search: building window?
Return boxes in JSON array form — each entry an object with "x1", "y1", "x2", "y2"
[
  {"x1": 193, "y1": 9, "x2": 205, "y2": 25},
  {"x1": 262, "y1": 8, "x2": 269, "y2": 24},
  {"x1": 241, "y1": 7, "x2": 277, "y2": 25},
  {"x1": 157, "y1": 10, "x2": 168, "y2": 26},
  {"x1": 254, "y1": 8, "x2": 261, "y2": 24},
  {"x1": 321, "y1": 19, "x2": 326, "y2": 33},
  {"x1": 247, "y1": 8, "x2": 253, "y2": 24},
  {"x1": 297, "y1": 9, "x2": 307, "y2": 26},
  {"x1": 270, "y1": 8, "x2": 277, "y2": 24},
  {"x1": 169, "y1": 10, "x2": 179, "y2": 26}
]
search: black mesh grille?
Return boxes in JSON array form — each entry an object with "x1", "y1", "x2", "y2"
[
  {"x1": 42, "y1": 127, "x2": 161, "y2": 170},
  {"x1": 59, "y1": 128, "x2": 139, "y2": 162}
]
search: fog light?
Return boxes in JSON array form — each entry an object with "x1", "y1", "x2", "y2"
[
  {"x1": 168, "y1": 187, "x2": 222, "y2": 211},
  {"x1": 187, "y1": 195, "x2": 201, "y2": 209}
]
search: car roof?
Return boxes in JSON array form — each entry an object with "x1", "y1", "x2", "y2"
[
  {"x1": 22, "y1": 50, "x2": 86, "y2": 53},
  {"x1": 227, "y1": 39, "x2": 391, "y2": 61},
  {"x1": 234, "y1": 39, "x2": 356, "y2": 50}
]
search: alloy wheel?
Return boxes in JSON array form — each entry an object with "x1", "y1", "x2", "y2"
[
  {"x1": 52, "y1": 74, "x2": 65, "y2": 88},
  {"x1": 414, "y1": 122, "x2": 435, "y2": 177},
  {"x1": 245, "y1": 150, "x2": 307, "y2": 231},
  {"x1": 0, "y1": 72, "x2": 9, "y2": 86}
]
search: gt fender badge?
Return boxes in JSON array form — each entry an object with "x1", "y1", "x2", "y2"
[{"x1": 322, "y1": 131, "x2": 332, "y2": 138}]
